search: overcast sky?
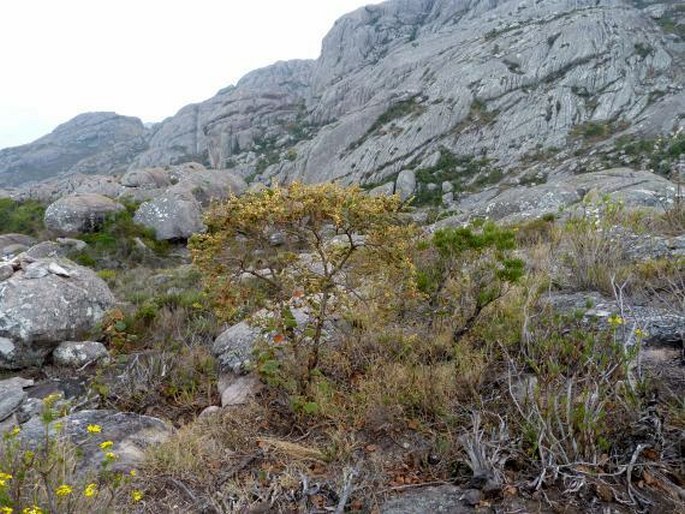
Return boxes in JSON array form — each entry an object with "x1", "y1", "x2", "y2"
[{"x1": 0, "y1": 0, "x2": 380, "y2": 149}]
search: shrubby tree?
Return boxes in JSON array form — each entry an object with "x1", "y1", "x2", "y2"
[{"x1": 190, "y1": 182, "x2": 418, "y2": 395}]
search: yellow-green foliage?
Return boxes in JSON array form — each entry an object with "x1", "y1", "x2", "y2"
[
  {"x1": 190, "y1": 182, "x2": 417, "y2": 321},
  {"x1": 190, "y1": 183, "x2": 419, "y2": 397}
]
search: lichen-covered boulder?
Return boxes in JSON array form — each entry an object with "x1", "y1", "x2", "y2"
[
  {"x1": 18, "y1": 410, "x2": 172, "y2": 474},
  {"x1": 44, "y1": 193, "x2": 124, "y2": 234},
  {"x1": 0, "y1": 258, "x2": 115, "y2": 369},
  {"x1": 134, "y1": 169, "x2": 246, "y2": 240}
]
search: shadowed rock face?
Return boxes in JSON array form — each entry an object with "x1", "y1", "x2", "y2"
[{"x1": 0, "y1": 112, "x2": 148, "y2": 187}]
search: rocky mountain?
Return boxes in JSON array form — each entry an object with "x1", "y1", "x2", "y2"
[
  {"x1": 0, "y1": 112, "x2": 148, "y2": 187},
  {"x1": 1, "y1": 0, "x2": 684, "y2": 190}
]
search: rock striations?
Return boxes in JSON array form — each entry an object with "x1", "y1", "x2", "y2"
[{"x1": 0, "y1": 0, "x2": 683, "y2": 189}]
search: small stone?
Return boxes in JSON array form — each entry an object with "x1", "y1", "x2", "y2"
[
  {"x1": 219, "y1": 373, "x2": 262, "y2": 407},
  {"x1": 48, "y1": 262, "x2": 71, "y2": 277},
  {"x1": 198, "y1": 406, "x2": 221, "y2": 418},
  {"x1": 23, "y1": 264, "x2": 49, "y2": 279},
  {"x1": 442, "y1": 181, "x2": 454, "y2": 193},
  {"x1": 52, "y1": 341, "x2": 110, "y2": 367}
]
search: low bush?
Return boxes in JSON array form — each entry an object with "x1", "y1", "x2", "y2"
[
  {"x1": 72, "y1": 203, "x2": 169, "y2": 269},
  {"x1": 0, "y1": 198, "x2": 46, "y2": 237}
]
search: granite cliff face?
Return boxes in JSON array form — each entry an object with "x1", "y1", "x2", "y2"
[
  {"x1": 1, "y1": 0, "x2": 684, "y2": 188},
  {"x1": 0, "y1": 112, "x2": 147, "y2": 187}
]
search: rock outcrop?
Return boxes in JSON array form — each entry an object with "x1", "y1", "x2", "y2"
[
  {"x1": 0, "y1": 256, "x2": 115, "y2": 369},
  {"x1": 1, "y1": 1, "x2": 683, "y2": 191},
  {"x1": 435, "y1": 168, "x2": 679, "y2": 226}
]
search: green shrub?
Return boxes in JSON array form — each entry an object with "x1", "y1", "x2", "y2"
[
  {"x1": 0, "y1": 198, "x2": 46, "y2": 236},
  {"x1": 72, "y1": 203, "x2": 169, "y2": 269}
]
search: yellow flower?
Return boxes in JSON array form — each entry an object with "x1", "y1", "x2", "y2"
[
  {"x1": 9, "y1": 426, "x2": 20, "y2": 437},
  {"x1": 607, "y1": 314, "x2": 624, "y2": 327},
  {"x1": 0, "y1": 472, "x2": 12, "y2": 487},
  {"x1": 635, "y1": 328, "x2": 647, "y2": 339},
  {"x1": 104, "y1": 451, "x2": 118, "y2": 461},
  {"x1": 129, "y1": 469, "x2": 137, "y2": 477},
  {"x1": 83, "y1": 482, "x2": 98, "y2": 498},
  {"x1": 55, "y1": 484, "x2": 73, "y2": 497},
  {"x1": 1, "y1": 506, "x2": 13, "y2": 514},
  {"x1": 131, "y1": 489, "x2": 144, "y2": 502},
  {"x1": 22, "y1": 507, "x2": 44, "y2": 514},
  {"x1": 99, "y1": 440, "x2": 114, "y2": 450},
  {"x1": 42, "y1": 393, "x2": 61, "y2": 407},
  {"x1": 86, "y1": 424, "x2": 102, "y2": 434}
]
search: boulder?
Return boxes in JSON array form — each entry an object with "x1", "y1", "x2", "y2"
[
  {"x1": 395, "y1": 170, "x2": 416, "y2": 201},
  {"x1": 18, "y1": 410, "x2": 172, "y2": 474},
  {"x1": 134, "y1": 169, "x2": 246, "y2": 240},
  {"x1": 0, "y1": 258, "x2": 115, "y2": 369},
  {"x1": 120, "y1": 167, "x2": 172, "y2": 189},
  {"x1": 44, "y1": 193, "x2": 125, "y2": 234},
  {"x1": 368, "y1": 182, "x2": 395, "y2": 197},
  {"x1": 52, "y1": 341, "x2": 110, "y2": 367},
  {"x1": 1, "y1": 244, "x2": 29, "y2": 258}
]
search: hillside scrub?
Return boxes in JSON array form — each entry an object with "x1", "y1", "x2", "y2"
[{"x1": 100, "y1": 183, "x2": 681, "y2": 513}]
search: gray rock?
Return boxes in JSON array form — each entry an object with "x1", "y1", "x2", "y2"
[
  {"x1": 213, "y1": 307, "x2": 313, "y2": 374},
  {"x1": 368, "y1": 182, "x2": 395, "y2": 197},
  {"x1": 0, "y1": 112, "x2": 147, "y2": 187},
  {"x1": 0, "y1": 264, "x2": 13, "y2": 281},
  {"x1": 120, "y1": 167, "x2": 172, "y2": 189},
  {"x1": 0, "y1": 258, "x2": 115, "y2": 369},
  {"x1": 44, "y1": 193, "x2": 125, "y2": 234},
  {"x1": 198, "y1": 406, "x2": 221, "y2": 418},
  {"x1": 544, "y1": 292, "x2": 685, "y2": 347},
  {"x1": 442, "y1": 192, "x2": 455, "y2": 206},
  {"x1": 442, "y1": 181, "x2": 454, "y2": 194},
  {"x1": 18, "y1": 410, "x2": 172, "y2": 474},
  {"x1": 436, "y1": 169, "x2": 678, "y2": 227},
  {"x1": 218, "y1": 373, "x2": 262, "y2": 407},
  {"x1": 0, "y1": 234, "x2": 36, "y2": 251},
  {"x1": 22, "y1": 239, "x2": 86, "y2": 259},
  {"x1": 395, "y1": 169, "x2": 416, "y2": 201},
  {"x1": 213, "y1": 320, "x2": 262, "y2": 374},
  {"x1": 381, "y1": 485, "x2": 472, "y2": 513},
  {"x1": 133, "y1": 169, "x2": 246, "y2": 240},
  {"x1": 52, "y1": 341, "x2": 110, "y2": 367},
  {"x1": 1, "y1": 244, "x2": 29, "y2": 258},
  {"x1": 0, "y1": 377, "x2": 32, "y2": 422}
]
